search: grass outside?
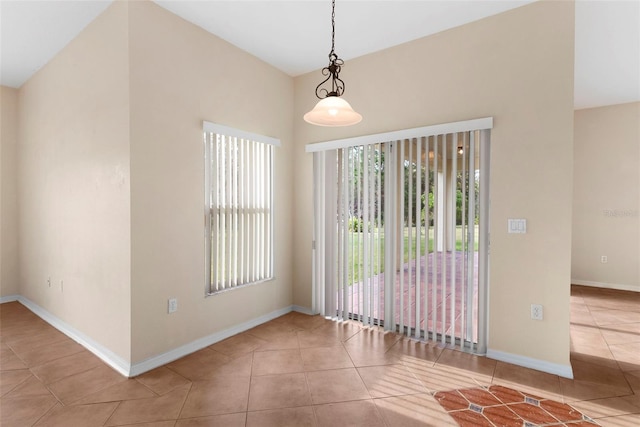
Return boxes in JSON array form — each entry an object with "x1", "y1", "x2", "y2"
[{"x1": 345, "y1": 225, "x2": 479, "y2": 285}]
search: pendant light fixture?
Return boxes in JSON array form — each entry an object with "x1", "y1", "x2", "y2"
[{"x1": 304, "y1": 0, "x2": 362, "y2": 127}]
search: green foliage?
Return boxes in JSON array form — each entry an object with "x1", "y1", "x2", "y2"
[{"x1": 348, "y1": 217, "x2": 365, "y2": 232}]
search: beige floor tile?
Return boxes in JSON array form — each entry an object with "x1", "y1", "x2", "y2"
[
  {"x1": 570, "y1": 324, "x2": 608, "y2": 348},
  {"x1": 309, "y1": 320, "x2": 362, "y2": 342},
  {"x1": 175, "y1": 412, "x2": 246, "y2": 426},
  {"x1": 0, "y1": 394, "x2": 59, "y2": 427},
  {"x1": 165, "y1": 348, "x2": 231, "y2": 380},
  {"x1": 180, "y1": 377, "x2": 249, "y2": 418},
  {"x1": 209, "y1": 333, "x2": 267, "y2": 357},
  {"x1": 246, "y1": 406, "x2": 316, "y2": 427},
  {"x1": 116, "y1": 422, "x2": 176, "y2": 427},
  {"x1": 106, "y1": 384, "x2": 190, "y2": 425},
  {"x1": 386, "y1": 337, "x2": 444, "y2": 364},
  {"x1": 251, "y1": 331, "x2": 300, "y2": 351},
  {"x1": 571, "y1": 309, "x2": 598, "y2": 326},
  {"x1": 571, "y1": 395, "x2": 640, "y2": 418},
  {"x1": 247, "y1": 373, "x2": 311, "y2": 411},
  {"x1": 73, "y1": 379, "x2": 158, "y2": 405},
  {"x1": 357, "y1": 364, "x2": 427, "y2": 398},
  {"x1": 570, "y1": 349, "x2": 620, "y2": 370},
  {"x1": 435, "y1": 348, "x2": 496, "y2": 381},
  {"x1": 571, "y1": 342, "x2": 617, "y2": 362},
  {"x1": 0, "y1": 346, "x2": 27, "y2": 371},
  {"x1": 0, "y1": 321, "x2": 48, "y2": 335},
  {"x1": 313, "y1": 399, "x2": 385, "y2": 427},
  {"x1": 252, "y1": 349, "x2": 304, "y2": 376},
  {"x1": 561, "y1": 377, "x2": 633, "y2": 402},
  {"x1": 136, "y1": 366, "x2": 191, "y2": 395},
  {"x1": 3, "y1": 288, "x2": 640, "y2": 427},
  {"x1": 591, "y1": 309, "x2": 640, "y2": 327},
  {"x1": 344, "y1": 328, "x2": 402, "y2": 352},
  {"x1": 609, "y1": 342, "x2": 640, "y2": 370},
  {"x1": 625, "y1": 370, "x2": 640, "y2": 393},
  {"x1": 375, "y1": 393, "x2": 458, "y2": 427},
  {"x1": 583, "y1": 295, "x2": 640, "y2": 313},
  {"x1": 407, "y1": 363, "x2": 482, "y2": 392},
  {"x1": 269, "y1": 312, "x2": 309, "y2": 329},
  {"x1": 571, "y1": 358, "x2": 631, "y2": 388},
  {"x1": 306, "y1": 368, "x2": 370, "y2": 404},
  {"x1": 34, "y1": 402, "x2": 118, "y2": 426},
  {"x1": 203, "y1": 352, "x2": 253, "y2": 379},
  {"x1": 4, "y1": 374, "x2": 52, "y2": 398},
  {"x1": 30, "y1": 350, "x2": 103, "y2": 384},
  {"x1": 596, "y1": 413, "x2": 640, "y2": 426},
  {"x1": 247, "y1": 321, "x2": 299, "y2": 339},
  {"x1": 300, "y1": 345, "x2": 354, "y2": 371},
  {"x1": 570, "y1": 300, "x2": 589, "y2": 313},
  {"x1": 0, "y1": 369, "x2": 31, "y2": 396},
  {"x1": 296, "y1": 331, "x2": 342, "y2": 349},
  {"x1": 570, "y1": 293, "x2": 586, "y2": 305},
  {"x1": 600, "y1": 323, "x2": 640, "y2": 345},
  {"x1": 0, "y1": 322, "x2": 50, "y2": 340},
  {"x1": 492, "y1": 362, "x2": 563, "y2": 401},
  {"x1": 343, "y1": 345, "x2": 402, "y2": 367},
  {"x1": 18, "y1": 338, "x2": 84, "y2": 368},
  {"x1": 289, "y1": 314, "x2": 332, "y2": 331},
  {"x1": 48, "y1": 363, "x2": 127, "y2": 404},
  {"x1": 5, "y1": 329, "x2": 69, "y2": 356}
]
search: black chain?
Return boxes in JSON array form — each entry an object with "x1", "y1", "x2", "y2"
[{"x1": 330, "y1": 0, "x2": 336, "y2": 58}]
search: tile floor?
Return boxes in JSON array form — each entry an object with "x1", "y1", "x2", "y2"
[{"x1": 0, "y1": 285, "x2": 638, "y2": 426}]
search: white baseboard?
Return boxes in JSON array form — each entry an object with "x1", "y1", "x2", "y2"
[
  {"x1": 0, "y1": 295, "x2": 19, "y2": 303},
  {"x1": 7, "y1": 296, "x2": 297, "y2": 377},
  {"x1": 16, "y1": 296, "x2": 131, "y2": 377},
  {"x1": 129, "y1": 305, "x2": 294, "y2": 377},
  {"x1": 292, "y1": 305, "x2": 316, "y2": 315},
  {"x1": 571, "y1": 279, "x2": 639, "y2": 293},
  {"x1": 487, "y1": 348, "x2": 574, "y2": 379}
]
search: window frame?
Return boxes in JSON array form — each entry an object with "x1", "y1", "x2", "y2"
[{"x1": 203, "y1": 121, "x2": 280, "y2": 296}]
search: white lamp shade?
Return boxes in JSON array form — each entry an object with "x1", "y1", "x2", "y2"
[{"x1": 304, "y1": 96, "x2": 362, "y2": 127}]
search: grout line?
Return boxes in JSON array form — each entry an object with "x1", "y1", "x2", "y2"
[
  {"x1": 174, "y1": 381, "x2": 193, "y2": 423},
  {"x1": 102, "y1": 399, "x2": 122, "y2": 427}
]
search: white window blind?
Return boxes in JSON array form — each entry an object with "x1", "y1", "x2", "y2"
[
  {"x1": 308, "y1": 118, "x2": 491, "y2": 354},
  {"x1": 204, "y1": 122, "x2": 279, "y2": 295}
]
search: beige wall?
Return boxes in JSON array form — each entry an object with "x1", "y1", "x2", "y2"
[
  {"x1": 17, "y1": 2, "x2": 131, "y2": 360},
  {"x1": 127, "y1": 1, "x2": 294, "y2": 362},
  {"x1": 293, "y1": 0, "x2": 575, "y2": 367},
  {"x1": 12, "y1": 0, "x2": 294, "y2": 366},
  {"x1": 573, "y1": 102, "x2": 640, "y2": 291},
  {"x1": 1, "y1": 86, "x2": 19, "y2": 297}
]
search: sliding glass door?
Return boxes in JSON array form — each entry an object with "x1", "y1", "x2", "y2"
[{"x1": 310, "y1": 120, "x2": 491, "y2": 353}]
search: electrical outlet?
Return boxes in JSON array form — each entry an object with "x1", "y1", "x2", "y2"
[
  {"x1": 601, "y1": 255, "x2": 608, "y2": 263},
  {"x1": 168, "y1": 298, "x2": 178, "y2": 314},
  {"x1": 531, "y1": 304, "x2": 543, "y2": 321},
  {"x1": 48, "y1": 277, "x2": 51, "y2": 287}
]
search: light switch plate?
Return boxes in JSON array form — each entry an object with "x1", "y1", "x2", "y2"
[{"x1": 508, "y1": 219, "x2": 527, "y2": 234}]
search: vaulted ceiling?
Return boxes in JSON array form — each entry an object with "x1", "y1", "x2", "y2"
[{"x1": 1, "y1": 1, "x2": 638, "y2": 109}]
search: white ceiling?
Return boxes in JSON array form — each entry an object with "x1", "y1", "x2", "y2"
[{"x1": 1, "y1": 0, "x2": 638, "y2": 109}]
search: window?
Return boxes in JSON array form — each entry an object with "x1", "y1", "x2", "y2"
[{"x1": 203, "y1": 122, "x2": 279, "y2": 295}]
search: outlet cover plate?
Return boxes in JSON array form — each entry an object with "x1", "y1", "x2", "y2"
[
  {"x1": 531, "y1": 304, "x2": 543, "y2": 320},
  {"x1": 168, "y1": 298, "x2": 178, "y2": 314}
]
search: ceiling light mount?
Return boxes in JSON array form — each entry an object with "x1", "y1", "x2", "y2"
[{"x1": 304, "y1": 0, "x2": 362, "y2": 127}]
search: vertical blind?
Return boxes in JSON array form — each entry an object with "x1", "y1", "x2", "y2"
[
  {"x1": 308, "y1": 118, "x2": 491, "y2": 353},
  {"x1": 204, "y1": 122, "x2": 280, "y2": 295}
]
